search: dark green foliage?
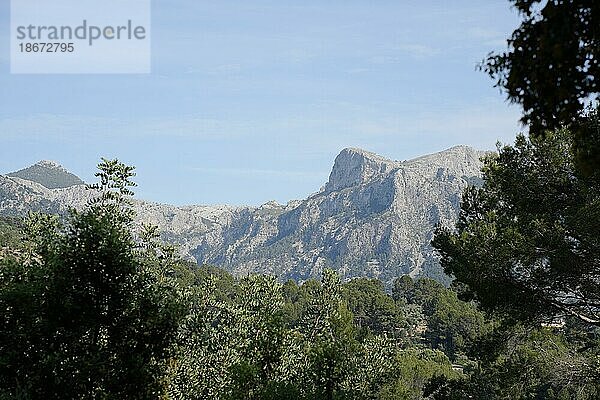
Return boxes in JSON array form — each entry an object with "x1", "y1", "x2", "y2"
[
  {"x1": 342, "y1": 278, "x2": 406, "y2": 340},
  {"x1": 382, "y1": 349, "x2": 459, "y2": 400},
  {"x1": 431, "y1": 115, "x2": 600, "y2": 398},
  {"x1": 434, "y1": 127, "x2": 600, "y2": 328},
  {"x1": 3, "y1": 158, "x2": 597, "y2": 399},
  {"x1": 166, "y1": 269, "x2": 469, "y2": 400},
  {"x1": 295, "y1": 270, "x2": 358, "y2": 399},
  {"x1": 394, "y1": 277, "x2": 490, "y2": 361},
  {"x1": 572, "y1": 105, "x2": 600, "y2": 178},
  {"x1": 483, "y1": 0, "x2": 599, "y2": 135},
  {"x1": 0, "y1": 216, "x2": 23, "y2": 248},
  {"x1": 427, "y1": 322, "x2": 600, "y2": 399},
  {"x1": 0, "y1": 159, "x2": 183, "y2": 399}
]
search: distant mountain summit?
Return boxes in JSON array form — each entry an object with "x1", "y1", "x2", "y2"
[
  {"x1": 8, "y1": 160, "x2": 84, "y2": 189},
  {"x1": 0, "y1": 146, "x2": 488, "y2": 284},
  {"x1": 325, "y1": 148, "x2": 400, "y2": 192}
]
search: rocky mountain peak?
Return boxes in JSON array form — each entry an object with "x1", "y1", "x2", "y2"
[
  {"x1": 0, "y1": 145, "x2": 488, "y2": 285},
  {"x1": 259, "y1": 200, "x2": 282, "y2": 209},
  {"x1": 325, "y1": 148, "x2": 399, "y2": 192},
  {"x1": 7, "y1": 160, "x2": 84, "y2": 189},
  {"x1": 34, "y1": 160, "x2": 67, "y2": 171},
  {"x1": 404, "y1": 146, "x2": 489, "y2": 178}
]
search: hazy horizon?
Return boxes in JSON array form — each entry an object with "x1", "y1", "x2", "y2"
[{"x1": 1, "y1": 1, "x2": 523, "y2": 206}]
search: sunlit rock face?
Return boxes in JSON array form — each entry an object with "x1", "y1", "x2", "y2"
[{"x1": 0, "y1": 146, "x2": 487, "y2": 285}]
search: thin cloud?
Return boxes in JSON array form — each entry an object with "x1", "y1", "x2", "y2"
[
  {"x1": 396, "y1": 43, "x2": 441, "y2": 59},
  {"x1": 184, "y1": 63, "x2": 243, "y2": 75},
  {"x1": 188, "y1": 166, "x2": 325, "y2": 180},
  {"x1": 0, "y1": 114, "x2": 253, "y2": 140},
  {"x1": 467, "y1": 27, "x2": 509, "y2": 47}
]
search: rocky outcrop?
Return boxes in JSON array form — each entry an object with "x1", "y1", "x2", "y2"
[
  {"x1": 0, "y1": 146, "x2": 487, "y2": 285},
  {"x1": 188, "y1": 145, "x2": 486, "y2": 284}
]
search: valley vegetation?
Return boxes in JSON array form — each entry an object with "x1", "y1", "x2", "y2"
[
  {"x1": 2, "y1": 0, "x2": 600, "y2": 398},
  {"x1": 1, "y1": 123, "x2": 599, "y2": 399}
]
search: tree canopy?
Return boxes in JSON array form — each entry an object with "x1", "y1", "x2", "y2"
[
  {"x1": 483, "y1": 0, "x2": 599, "y2": 135},
  {"x1": 434, "y1": 122, "x2": 600, "y2": 327},
  {"x1": 2, "y1": 156, "x2": 599, "y2": 399},
  {"x1": 0, "y1": 159, "x2": 183, "y2": 399}
]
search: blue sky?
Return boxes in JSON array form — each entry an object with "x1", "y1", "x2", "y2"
[{"x1": 0, "y1": 1, "x2": 523, "y2": 206}]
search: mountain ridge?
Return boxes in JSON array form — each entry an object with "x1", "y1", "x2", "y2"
[{"x1": 0, "y1": 146, "x2": 488, "y2": 284}]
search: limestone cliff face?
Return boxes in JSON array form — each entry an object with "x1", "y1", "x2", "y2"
[
  {"x1": 0, "y1": 146, "x2": 487, "y2": 284},
  {"x1": 325, "y1": 148, "x2": 399, "y2": 192},
  {"x1": 189, "y1": 145, "x2": 486, "y2": 284}
]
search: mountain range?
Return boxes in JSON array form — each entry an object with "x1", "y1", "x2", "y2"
[{"x1": 0, "y1": 146, "x2": 487, "y2": 285}]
